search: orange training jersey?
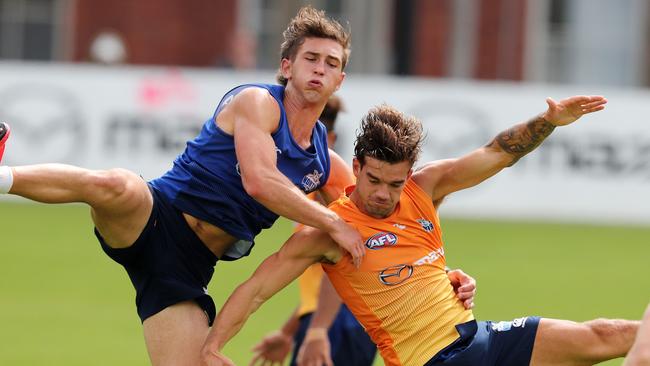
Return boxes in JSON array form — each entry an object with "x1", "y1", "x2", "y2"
[{"x1": 322, "y1": 179, "x2": 474, "y2": 366}]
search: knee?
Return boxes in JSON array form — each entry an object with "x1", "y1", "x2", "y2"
[
  {"x1": 583, "y1": 318, "x2": 636, "y2": 357},
  {"x1": 584, "y1": 318, "x2": 626, "y2": 344},
  {"x1": 88, "y1": 168, "x2": 142, "y2": 205}
]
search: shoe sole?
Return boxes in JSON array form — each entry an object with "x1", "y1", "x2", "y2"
[{"x1": 0, "y1": 123, "x2": 10, "y2": 164}]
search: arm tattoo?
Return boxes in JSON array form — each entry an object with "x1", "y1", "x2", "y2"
[{"x1": 487, "y1": 114, "x2": 556, "y2": 166}]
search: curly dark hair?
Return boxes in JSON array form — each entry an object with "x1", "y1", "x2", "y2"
[
  {"x1": 354, "y1": 104, "x2": 424, "y2": 166},
  {"x1": 276, "y1": 6, "x2": 351, "y2": 86}
]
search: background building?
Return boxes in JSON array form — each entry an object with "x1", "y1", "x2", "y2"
[{"x1": 1, "y1": 0, "x2": 648, "y2": 85}]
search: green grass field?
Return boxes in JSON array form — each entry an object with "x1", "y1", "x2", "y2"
[{"x1": 1, "y1": 201, "x2": 648, "y2": 365}]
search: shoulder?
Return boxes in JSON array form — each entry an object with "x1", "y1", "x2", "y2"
[
  {"x1": 411, "y1": 159, "x2": 457, "y2": 203},
  {"x1": 412, "y1": 160, "x2": 452, "y2": 189},
  {"x1": 222, "y1": 86, "x2": 281, "y2": 133},
  {"x1": 231, "y1": 86, "x2": 279, "y2": 111}
]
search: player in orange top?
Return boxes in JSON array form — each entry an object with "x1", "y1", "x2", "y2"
[
  {"x1": 201, "y1": 95, "x2": 642, "y2": 366},
  {"x1": 249, "y1": 97, "x2": 477, "y2": 366}
]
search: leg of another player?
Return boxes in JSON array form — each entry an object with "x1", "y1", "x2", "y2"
[
  {"x1": 530, "y1": 317, "x2": 640, "y2": 366},
  {"x1": 143, "y1": 300, "x2": 211, "y2": 366},
  {"x1": 8, "y1": 164, "x2": 152, "y2": 248},
  {"x1": 623, "y1": 304, "x2": 650, "y2": 366}
]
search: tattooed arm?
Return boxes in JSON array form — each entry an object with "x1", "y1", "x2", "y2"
[
  {"x1": 490, "y1": 114, "x2": 556, "y2": 166},
  {"x1": 412, "y1": 95, "x2": 607, "y2": 204}
]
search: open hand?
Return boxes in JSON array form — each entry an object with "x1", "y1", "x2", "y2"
[
  {"x1": 249, "y1": 330, "x2": 292, "y2": 366},
  {"x1": 543, "y1": 95, "x2": 607, "y2": 126}
]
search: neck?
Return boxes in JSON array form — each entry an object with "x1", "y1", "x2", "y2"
[{"x1": 283, "y1": 84, "x2": 327, "y2": 148}]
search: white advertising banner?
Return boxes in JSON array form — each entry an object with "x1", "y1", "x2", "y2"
[{"x1": 1, "y1": 62, "x2": 648, "y2": 225}]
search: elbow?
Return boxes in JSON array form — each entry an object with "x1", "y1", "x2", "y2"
[{"x1": 241, "y1": 173, "x2": 267, "y2": 200}]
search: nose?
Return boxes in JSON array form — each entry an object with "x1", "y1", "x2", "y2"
[
  {"x1": 313, "y1": 60, "x2": 325, "y2": 75},
  {"x1": 374, "y1": 185, "x2": 390, "y2": 202}
]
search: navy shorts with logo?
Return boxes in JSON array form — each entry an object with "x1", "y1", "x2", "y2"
[
  {"x1": 95, "y1": 184, "x2": 219, "y2": 325},
  {"x1": 290, "y1": 304, "x2": 377, "y2": 366},
  {"x1": 425, "y1": 316, "x2": 541, "y2": 366}
]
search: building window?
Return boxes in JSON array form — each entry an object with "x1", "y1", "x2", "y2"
[
  {"x1": 545, "y1": 0, "x2": 570, "y2": 83},
  {"x1": 0, "y1": 0, "x2": 63, "y2": 60}
]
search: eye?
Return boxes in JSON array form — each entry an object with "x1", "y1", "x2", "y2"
[{"x1": 391, "y1": 183, "x2": 402, "y2": 188}]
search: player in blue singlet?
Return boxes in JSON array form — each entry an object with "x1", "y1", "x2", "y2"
[{"x1": 0, "y1": 6, "x2": 366, "y2": 365}]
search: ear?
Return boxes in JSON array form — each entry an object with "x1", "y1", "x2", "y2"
[
  {"x1": 335, "y1": 71, "x2": 346, "y2": 91},
  {"x1": 352, "y1": 158, "x2": 361, "y2": 179},
  {"x1": 280, "y1": 58, "x2": 292, "y2": 82}
]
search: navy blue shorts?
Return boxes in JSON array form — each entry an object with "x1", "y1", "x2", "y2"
[
  {"x1": 425, "y1": 317, "x2": 541, "y2": 366},
  {"x1": 290, "y1": 305, "x2": 377, "y2": 366},
  {"x1": 95, "y1": 185, "x2": 219, "y2": 325}
]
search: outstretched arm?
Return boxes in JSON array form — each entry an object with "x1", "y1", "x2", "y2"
[
  {"x1": 200, "y1": 228, "x2": 340, "y2": 366},
  {"x1": 414, "y1": 95, "x2": 607, "y2": 203}
]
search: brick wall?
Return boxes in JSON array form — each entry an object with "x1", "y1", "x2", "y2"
[{"x1": 72, "y1": 0, "x2": 237, "y2": 66}]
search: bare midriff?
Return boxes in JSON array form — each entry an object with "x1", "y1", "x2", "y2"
[{"x1": 182, "y1": 213, "x2": 238, "y2": 259}]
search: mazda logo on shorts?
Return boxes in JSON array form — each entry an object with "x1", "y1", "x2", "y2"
[{"x1": 378, "y1": 264, "x2": 413, "y2": 286}]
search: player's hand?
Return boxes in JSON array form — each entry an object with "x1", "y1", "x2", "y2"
[
  {"x1": 296, "y1": 328, "x2": 333, "y2": 366},
  {"x1": 328, "y1": 217, "x2": 365, "y2": 268},
  {"x1": 249, "y1": 330, "x2": 292, "y2": 366},
  {"x1": 542, "y1": 95, "x2": 607, "y2": 127},
  {"x1": 447, "y1": 268, "x2": 476, "y2": 309},
  {"x1": 200, "y1": 348, "x2": 235, "y2": 366}
]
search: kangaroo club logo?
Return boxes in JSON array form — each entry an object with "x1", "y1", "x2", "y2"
[
  {"x1": 417, "y1": 218, "x2": 434, "y2": 233},
  {"x1": 301, "y1": 169, "x2": 323, "y2": 192},
  {"x1": 365, "y1": 232, "x2": 398, "y2": 250}
]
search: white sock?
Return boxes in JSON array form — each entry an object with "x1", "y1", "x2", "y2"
[{"x1": 0, "y1": 166, "x2": 14, "y2": 194}]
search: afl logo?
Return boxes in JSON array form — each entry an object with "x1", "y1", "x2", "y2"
[
  {"x1": 379, "y1": 264, "x2": 413, "y2": 286},
  {"x1": 365, "y1": 232, "x2": 398, "y2": 250}
]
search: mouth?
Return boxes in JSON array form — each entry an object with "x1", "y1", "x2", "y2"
[
  {"x1": 308, "y1": 80, "x2": 323, "y2": 88},
  {"x1": 370, "y1": 200, "x2": 390, "y2": 209}
]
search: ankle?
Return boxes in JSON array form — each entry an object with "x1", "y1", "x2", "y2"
[{"x1": 0, "y1": 166, "x2": 14, "y2": 194}]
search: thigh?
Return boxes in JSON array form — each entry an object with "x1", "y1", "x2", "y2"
[
  {"x1": 91, "y1": 172, "x2": 153, "y2": 249},
  {"x1": 143, "y1": 300, "x2": 210, "y2": 366},
  {"x1": 531, "y1": 318, "x2": 636, "y2": 366}
]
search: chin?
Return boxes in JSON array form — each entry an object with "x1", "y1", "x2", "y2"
[
  {"x1": 303, "y1": 90, "x2": 324, "y2": 103},
  {"x1": 367, "y1": 205, "x2": 391, "y2": 219}
]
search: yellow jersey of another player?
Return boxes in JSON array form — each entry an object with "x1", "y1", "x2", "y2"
[
  {"x1": 323, "y1": 178, "x2": 473, "y2": 366},
  {"x1": 295, "y1": 192, "x2": 327, "y2": 317}
]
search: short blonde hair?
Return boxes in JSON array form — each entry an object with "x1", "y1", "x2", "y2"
[{"x1": 276, "y1": 6, "x2": 351, "y2": 86}]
